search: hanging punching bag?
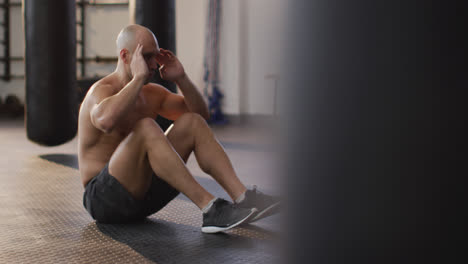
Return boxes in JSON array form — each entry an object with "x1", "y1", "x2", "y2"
[
  {"x1": 24, "y1": 0, "x2": 77, "y2": 146},
  {"x1": 129, "y1": 0, "x2": 176, "y2": 131}
]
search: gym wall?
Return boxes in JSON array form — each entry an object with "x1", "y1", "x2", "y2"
[{"x1": 0, "y1": 0, "x2": 286, "y2": 116}]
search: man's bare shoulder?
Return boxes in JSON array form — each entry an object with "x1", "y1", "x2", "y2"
[{"x1": 83, "y1": 76, "x2": 119, "y2": 106}]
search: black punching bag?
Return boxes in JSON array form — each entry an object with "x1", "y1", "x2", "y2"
[
  {"x1": 130, "y1": 0, "x2": 176, "y2": 131},
  {"x1": 24, "y1": 0, "x2": 77, "y2": 146}
]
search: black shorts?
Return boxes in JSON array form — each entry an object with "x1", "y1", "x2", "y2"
[{"x1": 83, "y1": 164, "x2": 179, "y2": 224}]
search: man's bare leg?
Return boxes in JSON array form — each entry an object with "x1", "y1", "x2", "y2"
[
  {"x1": 108, "y1": 118, "x2": 214, "y2": 209},
  {"x1": 108, "y1": 117, "x2": 255, "y2": 233},
  {"x1": 166, "y1": 113, "x2": 247, "y2": 201},
  {"x1": 166, "y1": 113, "x2": 280, "y2": 223}
]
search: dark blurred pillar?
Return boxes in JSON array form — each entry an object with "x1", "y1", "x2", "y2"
[
  {"x1": 24, "y1": 0, "x2": 77, "y2": 146},
  {"x1": 283, "y1": 1, "x2": 466, "y2": 263},
  {"x1": 130, "y1": 0, "x2": 176, "y2": 130}
]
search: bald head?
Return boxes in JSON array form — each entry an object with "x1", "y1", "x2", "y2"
[
  {"x1": 115, "y1": 25, "x2": 161, "y2": 83},
  {"x1": 116, "y1": 24, "x2": 158, "y2": 54}
]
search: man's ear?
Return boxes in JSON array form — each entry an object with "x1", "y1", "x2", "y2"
[{"x1": 120, "y1": 49, "x2": 129, "y2": 64}]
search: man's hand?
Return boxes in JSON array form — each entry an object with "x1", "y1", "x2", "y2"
[
  {"x1": 130, "y1": 44, "x2": 149, "y2": 80},
  {"x1": 156, "y1": 48, "x2": 186, "y2": 82}
]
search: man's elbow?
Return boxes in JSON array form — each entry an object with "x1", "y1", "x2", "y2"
[
  {"x1": 98, "y1": 122, "x2": 114, "y2": 134},
  {"x1": 92, "y1": 115, "x2": 115, "y2": 134}
]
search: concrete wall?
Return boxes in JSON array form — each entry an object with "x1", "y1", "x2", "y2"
[
  {"x1": 0, "y1": 1, "x2": 25, "y2": 102},
  {"x1": 178, "y1": 0, "x2": 287, "y2": 115},
  {"x1": 0, "y1": 0, "x2": 287, "y2": 116},
  {"x1": 175, "y1": 0, "x2": 208, "y2": 97},
  {"x1": 237, "y1": 0, "x2": 287, "y2": 115},
  {"x1": 80, "y1": 5, "x2": 128, "y2": 77}
]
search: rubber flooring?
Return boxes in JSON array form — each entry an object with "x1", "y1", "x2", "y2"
[{"x1": 0, "y1": 118, "x2": 282, "y2": 263}]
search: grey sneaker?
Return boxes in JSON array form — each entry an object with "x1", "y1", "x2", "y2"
[
  {"x1": 237, "y1": 186, "x2": 280, "y2": 223},
  {"x1": 202, "y1": 198, "x2": 257, "y2": 233}
]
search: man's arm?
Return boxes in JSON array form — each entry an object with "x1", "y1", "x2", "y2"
[
  {"x1": 175, "y1": 73, "x2": 209, "y2": 119},
  {"x1": 90, "y1": 78, "x2": 145, "y2": 133},
  {"x1": 156, "y1": 48, "x2": 210, "y2": 120},
  {"x1": 91, "y1": 44, "x2": 148, "y2": 133}
]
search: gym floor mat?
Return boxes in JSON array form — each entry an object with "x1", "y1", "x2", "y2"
[{"x1": 1, "y1": 148, "x2": 280, "y2": 263}]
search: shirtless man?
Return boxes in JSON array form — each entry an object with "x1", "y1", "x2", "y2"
[{"x1": 78, "y1": 25, "x2": 278, "y2": 233}]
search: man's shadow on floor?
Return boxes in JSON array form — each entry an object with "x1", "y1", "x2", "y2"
[{"x1": 96, "y1": 218, "x2": 279, "y2": 264}]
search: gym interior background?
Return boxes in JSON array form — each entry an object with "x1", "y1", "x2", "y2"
[
  {"x1": 0, "y1": 0, "x2": 286, "y2": 117},
  {"x1": 1, "y1": 0, "x2": 466, "y2": 263},
  {"x1": 0, "y1": 1, "x2": 285, "y2": 263}
]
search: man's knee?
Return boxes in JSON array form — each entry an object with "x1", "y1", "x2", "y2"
[
  {"x1": 134, "y1": 118, "x2": 165, "y2": 140},
  {"x1": 175, "y1": 113, "x2": 207, "y2": 130}
]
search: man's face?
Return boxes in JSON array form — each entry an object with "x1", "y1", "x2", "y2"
[{"x1": 136, "y1": 33, "x2": 161, "y2": 84}]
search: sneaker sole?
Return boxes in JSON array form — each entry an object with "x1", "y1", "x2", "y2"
[
  {"x1": 201, "y1": 209, "x2": 257, "y2": 234},
  {"x1": 249, "y1": 202, "x2": 280, "y2": 223}
]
